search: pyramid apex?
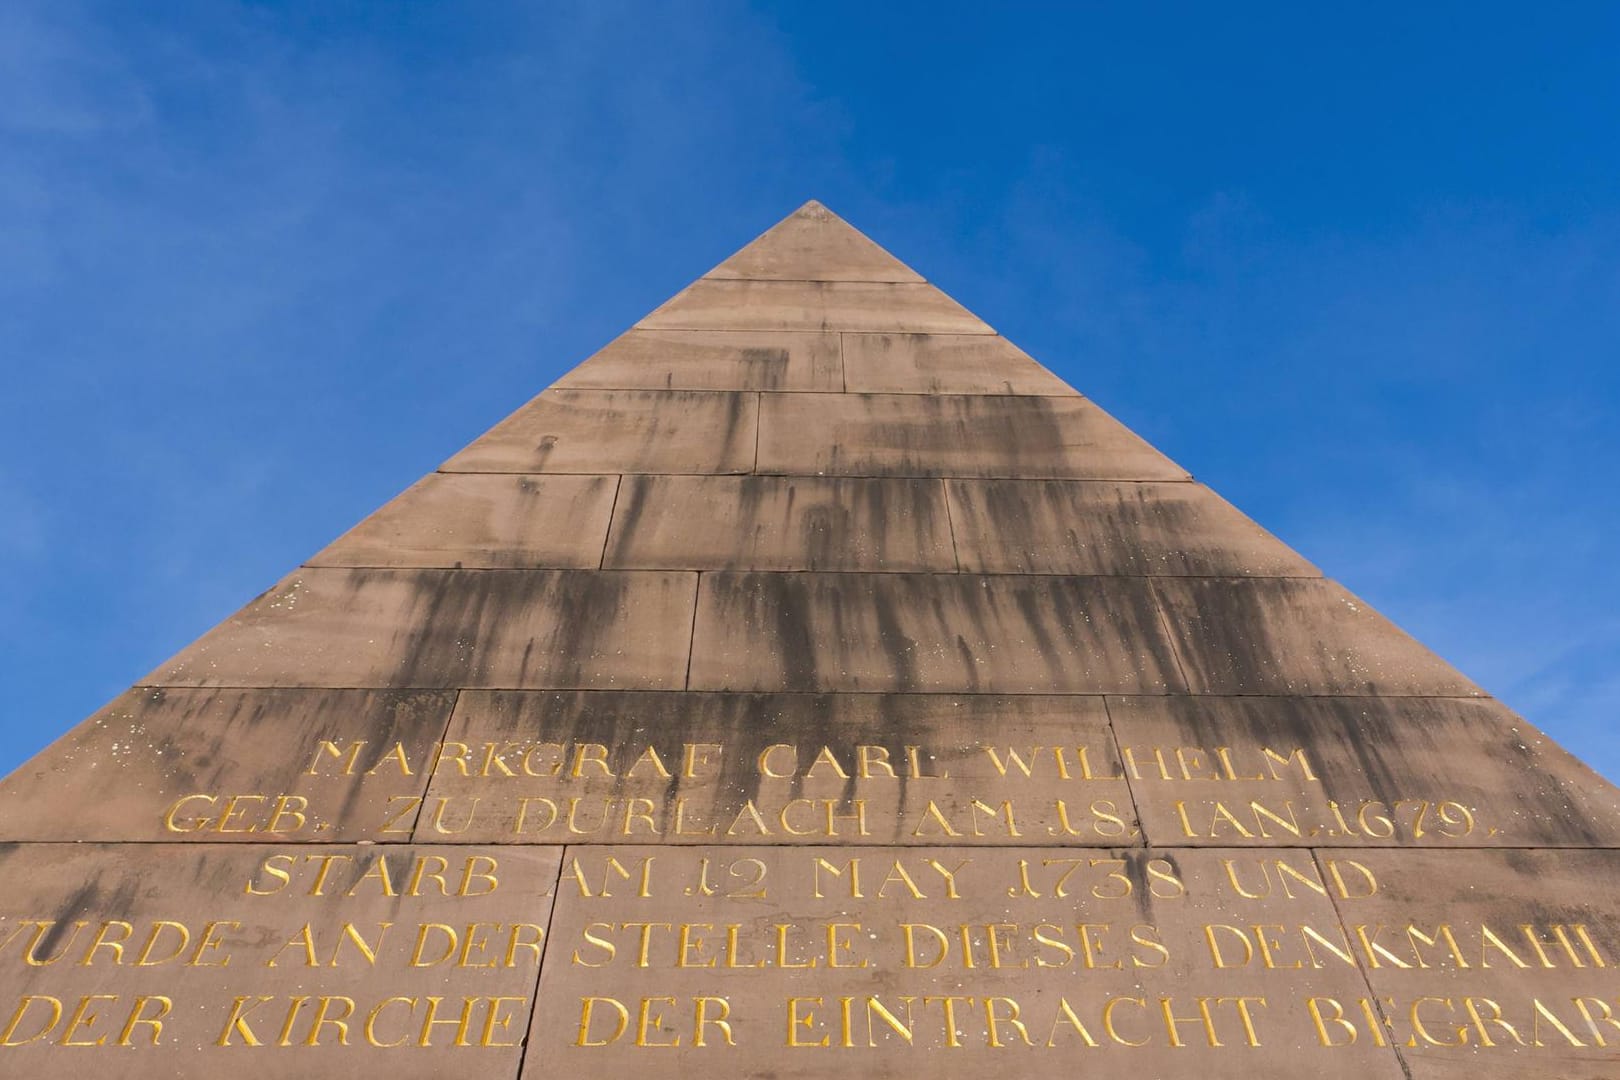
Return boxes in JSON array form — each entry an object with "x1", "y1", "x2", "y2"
[{"x1": 707, "y1": 199, "x2": 925, "y2": 282}]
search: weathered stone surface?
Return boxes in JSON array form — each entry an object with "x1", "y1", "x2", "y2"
[
  {"x1": 1321, "y1": 847, "x2": 1620, "y2": 1078},
  {"x1": 554, "y1": 329, "x2": 842, "y2": 392},
  {"x1": 0, "y1": 843, "x2": 560, "y2": 1076},
  {"x1": 7, "y1": 200, "x2": 1618, "y2": 1080},
  {"x1": 705, "y1": 200, "x2": 924, "y2": 282},
  {"x1": 842, "y1": 332, "x2": 1076, "y2": 395},
  {"x1": 442, "y1": 389, "x2": 758, "y2": 474},
  {"x1": 639, "y1": 280, "x2": 992, "y2": 334},
  {"x1": 948, "y1": 479, "x2": 1319, "y2": 576},
  {"x1": 603, "y1": 475, "x2": 956, "y2": 572},
  {"x1": 525, "y1": 845, "x2": 1406, "y2": 1079},
  {"x1": 309, "y1": 473, "x2": 619, "y2": 569},
  {"x1": 1153, "y1": 578, "x2": 1485, "y2": 696},
  {"x1": 689, "y1": 572, "x2": 1186, "y2": 693},
  {"x1": 0, "y1": 688, "x2": 454, "y2": 842},
  {"x1": 147, "y1": 568, "x2": 697, "y2": 690},
  {"x1": 1110, "y1": 695, "x2": 1620, "y2": 848},
  {"x1": 416, "y1": 692, "x2": 1136, "y2": 845},
  {"x1": 757, "y1": 393, "x2": 1190, "y2": 479}
]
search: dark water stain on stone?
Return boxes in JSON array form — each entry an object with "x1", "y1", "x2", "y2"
[
  {"x1": 1155, "y1": 578, "x2": 1280, "y2": 693},
  {"x1": 871, "y1": 587, "x2": 919, "y2": 692},
  {"x1": 740, "y1": 347, "x2": 790, "y2": 390},
  {"x1": 604, "y1": 476, "x2": 652, "y2": 564},
  {"x1": 761, "y1": 576, "x2": 819, "y2": 691},
  {"x1": 715, "y1": 391, "x2": 752, "y2": 467},
  {"x1": 376, "y1": 568, "x2": 640, "y2": 689}
]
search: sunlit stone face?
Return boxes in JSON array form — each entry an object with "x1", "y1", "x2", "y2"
[{"x1": 1, "y1": 201, "x2": 1616, "y2": 1078}]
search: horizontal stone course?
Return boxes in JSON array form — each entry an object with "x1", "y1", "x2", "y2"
[
  {"x1": 640, "y1": 279, "x2": 994, "y2": 334},
  {"x1": 442, "y1": 389, "x2": 758, "y2": 474},
  {"x1": 757, "y1": 392, "x2": 1191, "y2": 479},
  {"x1": 688, "y1": 571, "x2": 1186, "y2": 694},
  {"x1": 947, "y1": 478, "x2": 1319, "y2": 576},
  {"x1": 146, "y1": 567, "x2": 697, "y2": 690},
  {"x1": 603, "y1": 474, "x2": 956, "y2": 572},
  {"x1": 554, "y1": 329, "x2": 843, "y2": 392}
]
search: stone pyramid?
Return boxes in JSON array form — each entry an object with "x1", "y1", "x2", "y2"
[{"x1": 2, "y1": 201, "x2": 1618, "y2": 1079}]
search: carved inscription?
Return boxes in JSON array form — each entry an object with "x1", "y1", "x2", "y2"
[
  {"x1": 0, "y1": 689, "x2": 455, "y2": 843},
  {"x1": 519, "y1": 846, "x2": 1620, "y2": 1078},
  {"x1": 528, "y1": 846, "x2": 1404, "y2": 1077},
  {"x1": 5, "y1": 696, "x2": 1619, "y2": 1079},
  {"x1": 21, "y1": 694, "x2": 1595, "y2": 851},
  {"x1": 117, "y1": 693, "x2": 1590, "y2": 849},
  {"x1": 0, "y1": 844, "x2": 560, "y2": 1076}
]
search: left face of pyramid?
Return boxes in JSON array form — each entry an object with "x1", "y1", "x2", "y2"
[{"x1": 0, "y1": 200, "x2": 1096, "y2": 845}]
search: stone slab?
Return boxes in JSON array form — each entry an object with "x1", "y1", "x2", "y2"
[
  {"x1": 441, "y1": 389, "x2": 757, "y2": 474},
  {"x1": 688, "y1": 572, "x2": 1186, "y2": 694},
  {"x1": 1153, "y1": 578, "x2": 1485, "y2": 696},
  {"x1": 757, "y1": 393, "x2": 1190, "y2": 479},
  {"x1": 12, "y1": 198, "x2": 1620, "y2": 1080},
  {"x1": 947, "y1": 479, "x2": 1319, "y2": 576},
  {"x1": 706, "y1": 201, "x2": 924, "y2": 282},
  {"x1": 603, "y1": 475, "x2": 957, "y2": 572},
  {"x1": 554, "y1": 329, "x2": 843, "y2": 392},
  {"x1": 524, "y1": 845, "x2": 1405, "y2": 1079},
  {"x1": 1317, "y1": 847, "x2": 1620, "y2": 1078},
  {"x1": 0, "y1": 688, "x2": 455, "y2": 843},
  {"x1": 1109, "y1": 695, "x2": 1620, "y2": 848},
  {"x1": 147, "y1": 568, "x2": 697, "y2": 690},
  {"x1": 415, "y1": 691, "x2": 1136, "y2": 845},
  {"x1": 842, "y1": 333, "x2": 1076, "y2": 395},
  {"x1": 639, "y1": 280, "x2": 993, "y2": 334},
  {"x1": 0, "y1": 843, "x2": 561, "y2": 1076},
  {"x1": 308, "y1": 473, "x2": 618, "y2": 569}
]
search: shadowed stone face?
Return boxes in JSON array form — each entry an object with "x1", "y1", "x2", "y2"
[{"x1": 1, "y1": 200, "x2": 1615, "y2": 1078}]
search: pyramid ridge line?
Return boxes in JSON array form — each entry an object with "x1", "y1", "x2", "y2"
[
  {"x1": 121, "y1": 684, "x2": 1507, "y2": 702},
  {"x1": 433, "y1": 470, "x2": 1194, "y2": 481},
  {"x1": 279, "y1": 565, "x2": 1333, "y2": 584},
  {"x1": 632, "y1": 322, "x2": 1000, "y2": 335},
  {"x1": 295, "y1": 563, "x2": 1322, "y2": 581},
  {"x1": 537, "y1": 386, "x2": 1084, "y2": 397},
  {"x1": 699, "y1": 274, "x2": 929, "y2": 285},
  {"x1": 121, "y1": 682, "x2": 1500, "y2": 702}
]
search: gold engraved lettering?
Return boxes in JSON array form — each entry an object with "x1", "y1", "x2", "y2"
[
  {"x1": 217, "y1": 996, "x2": 273, "y2": 1047},
  {"x1": 572, "y1": 996, "x2": 730, "y2": 1049},
  {"x1": 160, "y1": 793, "x2": 310, "y2": 835},
  {"x1": 0, "y1": 994, "x2": 173, "y2": 1048},
  {"x1": 683, "y1": 744, "x2": 723, "y2": 779},
  {"x1": 1218, "y1": 856, "x2": 1377, "y2": 900},
  {"x1": 786, "y1": 996, "x2": 827, "y2": 1048},
  {"x1": 567, "y1": 855, "x2": 655, "y2": 899},
  {"x1": 984, "y1": 997, "x2": 1034, "y2": 1047},
  {"x1": 363, "y1": 998, "x2": 414, "y2": 1049},
  {"x1": 578, "y1": 997, "x2": 629, "y2": 1047},
  {"x1": 635, "y1": 997, "x2": 680, "y2": 1047},
  {"x1": 693, "y1": 997, "x2": 734, "y2": 1048},
  {"x1": 378, "y1": 795, "x2": 420, "y2": 835}
]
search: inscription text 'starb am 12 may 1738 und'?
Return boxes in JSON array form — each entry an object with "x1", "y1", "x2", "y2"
[{"x1": 2, "y1": 201, "x2": 1619, "y2": 1079}]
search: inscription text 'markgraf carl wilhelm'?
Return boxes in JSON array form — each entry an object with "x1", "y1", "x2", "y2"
[{"x1": 157, "y1": 733, "x2": 1498, "y2": 846}]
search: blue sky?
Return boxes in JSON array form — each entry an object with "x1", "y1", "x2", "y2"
[{"x1": 2, "y1": 2, "x2": 1617, "y2": 780}]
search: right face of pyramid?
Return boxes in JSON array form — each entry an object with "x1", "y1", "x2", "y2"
[{"x1": 2, "y1": 200, "x2": 1616, "y2": 1079}]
